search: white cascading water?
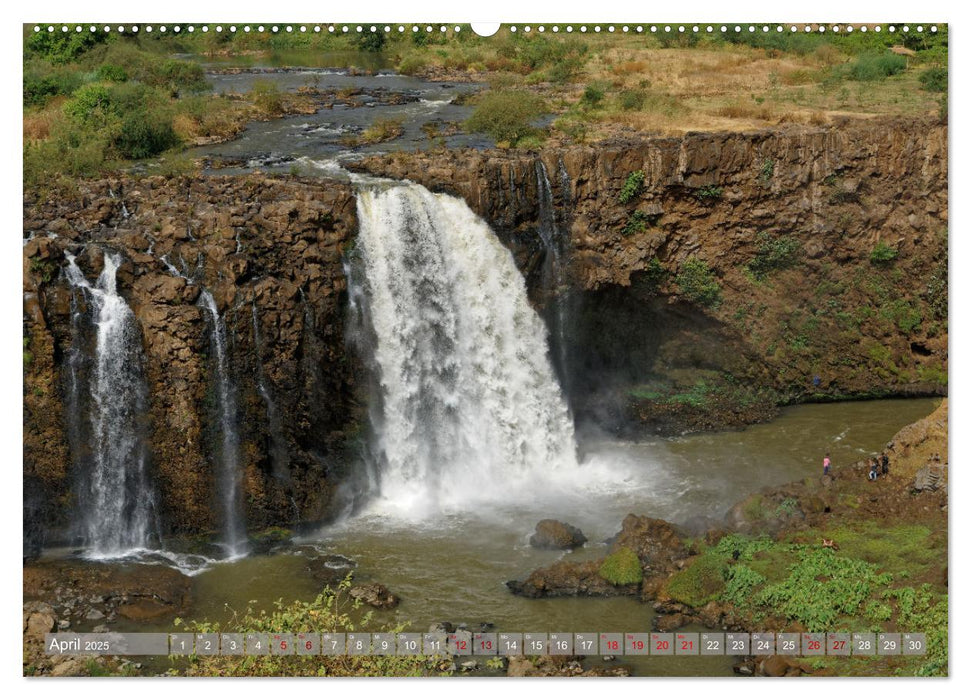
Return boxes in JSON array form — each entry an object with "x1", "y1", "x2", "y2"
[
  {"x1": 64, "y1": 252, "x2": 156, "y2": 556},
  {"x1": 351, "y1": 181, "x2": 578, "y2": 516},
  {"x1": 198, "y1": 290, "x2": 248, "y2": 557}
]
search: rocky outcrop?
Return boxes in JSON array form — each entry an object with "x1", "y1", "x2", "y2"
[
  {"x1": 529, "y1": 519, "x2": 587, "y2": 550},
  {"x1": 507, "y1": 513, "x2": 688, "y2": 599},
  {"x1": 355, "y1": 116, "x2": 948, "y2": 434},
  {"x1": 348, "y1": 582, "x2": 399, "y2": 609},
  {"x1": 23, "y1": 174, "x2": 361, "y2": 543}
]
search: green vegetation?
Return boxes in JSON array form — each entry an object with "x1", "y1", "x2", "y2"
[
  {"x1": 599, "y1": 547, "x2": 643, "y2": 585},
  {"x1": 464, "y1": 90, "x2": 546, "y2": 146},
  {"x1": 869, "y1": 242, "x2": 899, "y2": 266},
  {"x1": 675, "y1": 258, "x2": 721, "y2": 308},
  {"x1": 847, "y1": 53, "x2": 908, "y2": 82},
  {"x1": 23, "y1": 337, "x2": 34, "y2": 367},
  {"x1": 619, "y1": 170, "x2": 645, "y2": 204},
  {"x1": 664, "y1": 552, "x2": 727, "y2": 607},
  {"x1": 173, "y1": 577, "x2": 446, "y2": 677},
  {"x1": 694, "y1": 185, "x2": 724, "y2": 202},
  {"x1": 919, "y1": 67, "x2": 947, "y2": 93},
  {"x1": 759, "y1": 158, "x2": 775, "y2": 185},
  {"x1": 697, "y1": 528, "x2": 948, "y2": 675},
  {"x1": 746, "y1": 232, "x2": 803, "y2": 281},
  {"x1": 622, "y1": 211, "x2": 652, "y2": 235}
]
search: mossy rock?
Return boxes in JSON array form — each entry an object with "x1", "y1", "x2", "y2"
[
  {"x1": 663, "y1": 552, "x2": 726, "y2": 607},
  {"x1": 599, "y1": 546, "x2": 643, "y2": 585}
]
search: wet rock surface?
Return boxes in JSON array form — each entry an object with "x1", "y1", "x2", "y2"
[
  {"x1": 529, "y1": 519, "x2": 587, "y2": 550},
  {"x1": 348, "y1": 582, "x2": 400, "y2": 610}
]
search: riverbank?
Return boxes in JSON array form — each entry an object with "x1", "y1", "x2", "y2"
[{"x1": 506, "y1": 399, "x2": 948, "y2": 677}]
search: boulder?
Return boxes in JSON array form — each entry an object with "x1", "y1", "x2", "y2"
[
  {"x1": 529, "y1": 519, "x2": 587, "y2": 550},
  {"x1": 349, "y1": 582, "x2": 399, "y2": 610}
]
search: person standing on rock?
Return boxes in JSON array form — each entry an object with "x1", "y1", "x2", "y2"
[
  {"x1": 823, "y1": 453, "x2": 831, "y2": 476},
  {"x1": 868, "y1": 459, "x2": 879, "y2": 481},
  {"x1": 881, "y1": 452, "x2": 890, "y2": 476}
]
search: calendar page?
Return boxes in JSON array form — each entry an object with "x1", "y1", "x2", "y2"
[{"x1": 21, "y1": 12, "x2": 949, "y2": 683}]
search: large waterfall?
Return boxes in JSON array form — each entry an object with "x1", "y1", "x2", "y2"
[
  {"x1": 199, "y1": 290, "x2": 248, "y2": 557},
  {"x1": 350, "y1": 180, "x2": 578, "y2": 514},
  {"x1": 64, "y1": 252, "x2": 157, "y2": 556}
]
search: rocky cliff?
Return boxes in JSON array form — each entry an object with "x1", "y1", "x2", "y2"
[
  {"x1": 24, "y1": 175, "x2": 360, "y2": 548},
  {"x1": 23, "y1": 116, "x2": 948, "y2": 546},
  {"x1": 354, "y1": 116, "x2": 948, "y2": 434}
]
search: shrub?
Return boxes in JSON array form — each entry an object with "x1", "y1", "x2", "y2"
[
  {"x1": 622, "y1": 211, "x2": 651, "y2": 236},
  {"x1": 25, "y1": 29, "x2": 108, "y2": 64},
  {"x1": 63, "y1": 84, "x2": 115, "y2": 126},
  {"x1": 397, "y1": 53, "x2": 429, "y2": 75},
  {"x1": 619, "y1": 170, "x2": 645, "y2": 204},
  {"x1": 151, "y1": 60, "x2": 209, "y2": 95},
  {"x1": 251, "y1": 80, "x2": 284, "y2": 115},
  {"x1": 96, "y1": 64, "x2": 129, "y2": 82},
  {"x1": 759, "y1": 158, "x2": 775, "y2": 184},
  {"x1": 676, "y1": 258, "x2": 722, "y2": 308},
  {"x1": 869, "y1": 242, "x2": 898, "y2": 266},
  {"x1": 664, "y1": 552, "x2": 727, "y2": 607},
  {"x1": 747, "y1": 232, "x2": 803, "y2": 280},
  {"x1": 695, "y1": 185, "x2": 724, "y2": 202},
  {"x1": 919, "y1": 67, "x2": 948, "y2": 93},
  {"x1": 464, "y1": 90, "x2": 546, "y2": 145},
  {"x1": 113, "y1": 111, "x2": 179, "y2": 159},
  {"x1": 618, "y1": 89, "x2": 646, "y2": 111},
  {"x1": 353, "y1": 30, "x2": 386, "y2": 53},
  {"x1": 23, "y1": 69, "x2": 83, "y2": 107},
  {"x1": 849, "y1": 53, "x2": 907, "y2": 82},
  {"x1": 599, "y1": 547, "x2": 643, "y2": 585},
  {"x1": 581, "y1": 84, "x2": 605, "y2": 108}
]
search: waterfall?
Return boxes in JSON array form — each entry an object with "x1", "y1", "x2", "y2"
[
  {"x1": 350, "y1": 180, "x2": 578, "y2": 514},
  {"x1": 535, "y1": 160, "x2": 573, "y2": 397},
  {"x1": 63, "y1": 252, "x2": 157, "y2": 556},
  {"x1": 198, "y1": 290, "x2": 248, "y2": 556}
]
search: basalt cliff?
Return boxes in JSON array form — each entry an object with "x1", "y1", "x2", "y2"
[{"x1": 23, "y1": 116, "x2": 947, "y2": 547}]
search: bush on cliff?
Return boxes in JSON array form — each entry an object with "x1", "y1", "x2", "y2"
[
  {"x1": 599, "y1": 547, "x2": 643, "y2": 585},
  {"x1": 675, "y1": 258, "x2": 722, "y2": 308},
  {"x1": 747, "y1": 232, "x2": 803, "y2": 281},
  {"x1": 464, "y1": 90, "x2": 546, "y2": 146}
]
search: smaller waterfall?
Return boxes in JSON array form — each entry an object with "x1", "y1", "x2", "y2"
[
  {"x1": 535, "y1": 160, "x2": 573, "y2": 397},
  {"x1": 199, "y1": 290, "x2": 248, "y2": 557},
  {"x1": 63, "y1": 252, "x2": 157, "y2": 556}
]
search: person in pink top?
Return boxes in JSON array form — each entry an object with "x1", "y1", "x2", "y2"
[{"x1": 823, "y1": 453, "x2": 831, "y2": 476}]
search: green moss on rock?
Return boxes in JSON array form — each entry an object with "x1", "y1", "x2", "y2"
[{"x1": 599, "y1": 546, "x2": 643, "y2": 585}]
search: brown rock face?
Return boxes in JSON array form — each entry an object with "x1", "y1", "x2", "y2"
[
  {"x1": 23, "y1": 174, "x2": 362, "y2": 543},
  {"x1": 355, "y1": 117, "x2": 948, "y2": 435},
  {"x1": 529, "y1": 519, "x2": 587, "y2": 549}
]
